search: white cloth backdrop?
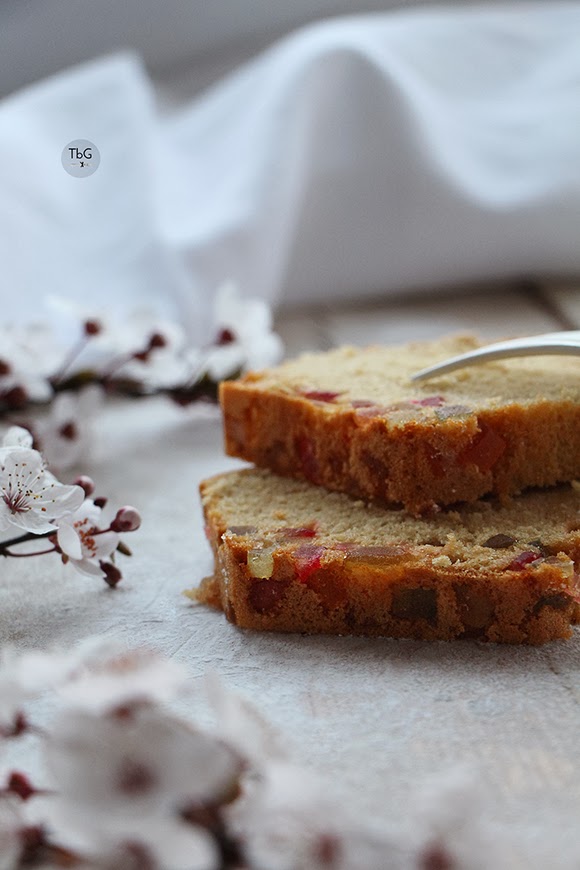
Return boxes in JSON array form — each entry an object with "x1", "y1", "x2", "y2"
[{"x1": 1, "y1": 2, "x2": 579, "y2": 342}]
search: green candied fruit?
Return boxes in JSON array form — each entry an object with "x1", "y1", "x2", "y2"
[
  {"x1": 482, "y1": 533, "x2": 515, "y2": 549},
  {"x1": 247, "y1": 546, "x2": 275, "y2": 579},
  {"x1": 392, "y1": 588, "x2": 437, "y2": 624}
]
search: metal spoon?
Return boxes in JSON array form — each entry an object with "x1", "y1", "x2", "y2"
[{"x1": 410, "y1": 330, "x2": 580, "y2": 382}]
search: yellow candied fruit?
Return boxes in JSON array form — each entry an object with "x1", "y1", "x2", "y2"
[
  {"x1": 553, "y1": 553, "x2": 575, "y2": 579},
  {"x1": 247, "y1": 547, "x2": 275, "y2": 579},
  {"x1": 441, "y1": 533, "x2": 468, "y2": 562},
  {"x1": 431, "y1": 554, "x2": 452, "y2": 568}
]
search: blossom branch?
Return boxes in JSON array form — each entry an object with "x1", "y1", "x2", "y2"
[
  {"x1": 1, "y1": 283, "x2": 283, "y2": 424},
  {"x1": 0, "y1": 429, "x2": 140, "y2": 587}
]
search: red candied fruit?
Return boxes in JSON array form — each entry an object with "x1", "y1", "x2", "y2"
[
  {"x1": 506, "y1": 551, "x2": 543, "y2": 571},
  {"x1": 458, "y1": 425, "x2": 506, "y2": 473},
  {"x1": 248, "y1": 579, "x2": 290, "y2": 614},
  {"x1": 295, "y1": 435, "x2": 319, "y2": 481},
  {"x1": 277, "y1": 525, "x2": 318, "y2": 539},
  {"x1": 294, "y1": 545, "x2": 325, "y2": 583},
  {"x1": 410, "y1": 395, "x2": 446, "y2": 407},
  {"x1": 302, "y1": 390, "x2": 341, "y2": 403},
  {"x1": 351, "y1": 399, "x2": 377, "y2": 409}
]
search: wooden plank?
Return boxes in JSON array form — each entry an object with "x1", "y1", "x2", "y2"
[
  {"x1": 274, "y1": 307, "x2": 329, "y2": 357},
  {"x1": 321, "y1": 287, "x2": 561, "y2": 349},
  {"x1": 537, "y1": 280, "x2": 580, "y2": 328}
]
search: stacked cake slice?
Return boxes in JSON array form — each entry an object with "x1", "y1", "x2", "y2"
[{"x1": 195, "y1": 335, "x2": 580, "y2": 644}]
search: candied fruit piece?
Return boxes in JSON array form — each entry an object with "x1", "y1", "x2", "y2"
[
  {"x1": 506, "y1": 551, "x2": 543, "y2": 571},
  {"x1": 247, "y1": 547, "x2": 275, "y2": 579},
  {"x1": 533, "y1": 592, "x2": 570, "y2": 614},
  {"x1": 277, "y1": 525, "x2": 318, "y2": 539},
  {"x1": 302, "y1": 390, "x2": 341, "y2": 402},
  {"x1": 435, "y1": 404, "x2": 472, "y2": 421},
  {"x1": 227, "y1": 525, "x2": 257, "y2": 536},
  {"x1": 331, "y1": 542, "x2": 357, "y2": 552},
  {"x1": 527, "y1": 538, "x2": 549, "y2": 556},
  {"x1": 351, "y1": 399, "x2": 378, "y2": 409},
  {"x1": 305, "y1": 570, "x2": 348, "y2": 610},
  {"x1": 343, "y1": 545, "x2": 406, "y2": 565},
  {"x1": 294, "y1": 544, "x2": 325, "y2": 583},
  {"x1": 361, "y1": 450, "x2": 388, "y2": 480},
  {"x1": 458, "y1": 425, "x2": 506, "y2": 472},
  {"x1": 392, "y1": 588, "x2": 437, "y2": 624},
  {"x1": 455, "y1": 584, "x2": 495, "y2": 629},
  {"x1": 483, "y1": 533, "x2": 516, "y2": 549},
  {"x1": 295, "y1": 435, "x2": 319, "y2": 481},
  {"x1": 410, "y1": 395, "x2": 446, "y2": 407},
  {"x1": 248, "y1": 579, "x2": 290, "y2": 614}
]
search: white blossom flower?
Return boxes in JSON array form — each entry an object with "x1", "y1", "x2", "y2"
[
  {"x1": 44, "y1": 706, "x2": 240, "y2": 862},
  {"x1": 0, "y1": 447, "x2": 84, "y2": 534},
  {"x1": 88, "y1": 818, "x2": 219, "y2": 870},
  {"x1": 55, "y1": 499, "x2": 119, "y2": 577},
  {"x1": 413, "y1": 768, "x2": 502, "y2": 870},
  {"x1": 0, "y1": 427, "x2": 33, "y2": 459},
  {"x1": 0, "y1": 323, "x2": 58, "y2": 404},
  {"x1": 57, "y1": 642, "x2": 188, "y2": 714},
  {"x1": 0, "y1": 797, "x2": 25, "y2": 870},
  {"x1": 230, "y1": 760, "x2": 404, "y2": 870},
  {"x1": 206, "y1": 674, "x2": 285, "y2": 767},
  {"x1": 203, "y1": 282, "x2": 284, "y2": 381},
  {"x1": 118, "y1": 345, "x2": 195, "y2": 392},
  {"x1": 48, "y1": 297, "x2": 187, "y2": 369},
  {"x1": 0, "y1": 646, "x2": 75, "y2": 733},
  {"x1": 33, "y1": 386, "x2": 102, "y2": 472}
]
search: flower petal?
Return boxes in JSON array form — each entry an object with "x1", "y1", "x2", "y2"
[
  {"x1": 2, "y1": 427, "x2": 33, "y2": 449},
  {"x1": 57, "y1": 522, "x2": 83, "y2": 561}
]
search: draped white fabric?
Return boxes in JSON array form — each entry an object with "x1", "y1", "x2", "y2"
[{"x1": 1, "y1": 2, "x2": 579, "y2": 342}]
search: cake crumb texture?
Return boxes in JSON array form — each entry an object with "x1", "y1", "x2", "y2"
[
  {"x1": 220, "y1": 336, "x2": 580, "y2": 512},
  {"x1": 196, "y1": 468, "x2": 580, "y2": 645}
]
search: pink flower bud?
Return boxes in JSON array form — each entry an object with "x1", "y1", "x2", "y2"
[
  {"x1": 100, "y1": 561, "x2": 122, "y2": 588},
  {"x1": 216, "y1": 327, "x2": 236, "y2": 345},
  {"x1": 148, "y1": 332, "x2": 167, "y2": 349},
  {"x1": 73, "y1": 475, "x2": 95, "y2": 497},
  {"x1": 111, "y1": 506, "x2": 142, "y2": 533},
  {"x1": 84, "y1": 319, "x2": 102, "y2": 336},
  {"x1": 59, "y1": 422, "x2": 78, "y2": 441},
  {"x1": 7, "y1": 771, "x2": 35, "y2": 801},
  {"x1": 1, "y1": 385, "x2": 28, "y2": 409}
]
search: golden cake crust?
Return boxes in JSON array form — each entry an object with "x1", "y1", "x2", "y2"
[
  {"x1": 194, "y1": 468, "x2": 580, "y2": 645},
  {"x1": 220, "y1": 336, "x2": 580, "y2": 513}
]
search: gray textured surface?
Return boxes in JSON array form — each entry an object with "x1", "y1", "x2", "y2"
[{"x1": 2, "y1": 284, "x2": 580, "y2": 868}]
